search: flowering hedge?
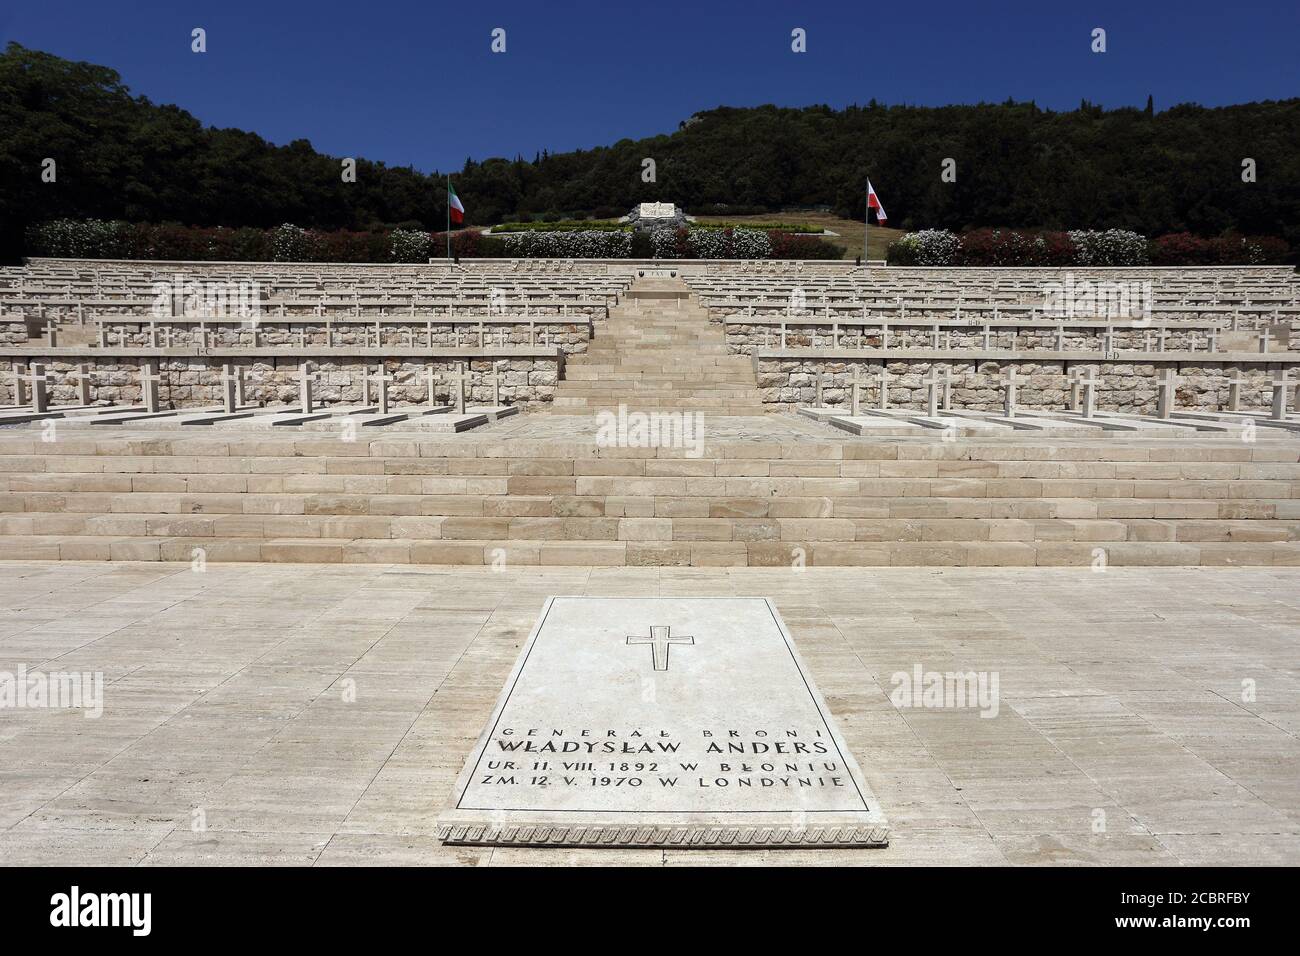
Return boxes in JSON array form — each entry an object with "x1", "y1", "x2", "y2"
[
  {"x1": 22, "y1": 218, "x2": 835, "y2": 262},
  {"x1": 887, "y1": 228, "x2": 1290, "y2": 266},
  {"x1": 684, "y1": 227, "x2": 772, "y2": 260},
  {"x1": 270, "y1": 224, "x2": 310, "y2": 262},
  {"x1": 500, "y1": 230, "x2": 633, "y2": 258},
  {"x1": 642, "y1": 227, "x2": 836, "y2": 260},
  {"x1": 389, "y1": 229, "x2": 432, "y2": 263},
  {"x1": 24, "y1": 219, "x2": 479, "y2": 262},
  {"x1": 1150, "y1": 232, "x2": 1290, "y2": 266},
  {"x1": 36, "y1": 218, "x2": 1286, "y2": 265},
  {"x1": 1068, "y1": 230, "x2": 1150, "y2": 266},
  {"x1": 888, "y1": 229, "x2": 961, "y2": 266}
]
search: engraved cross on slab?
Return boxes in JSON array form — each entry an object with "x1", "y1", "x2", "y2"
[{"x1": 627, "y1": 625, "x2": 694, "y2": 672}]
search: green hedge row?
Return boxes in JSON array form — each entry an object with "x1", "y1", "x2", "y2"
[{"x1": 23, "y1": 219, "x2": 845, "y2": 261}]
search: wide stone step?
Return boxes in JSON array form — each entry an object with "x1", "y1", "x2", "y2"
[
  {"x1": 3, "y1": 486, "x2": 1297, "y2": 524},
  {"x1": 1, "y1": 438, "x2": 1297, "y2": 464},
  {"x1": 2, "y1": 512, "x2": 1294, "y2": 544},
  {"x1": 6, "y1": 468, "x2": 1295, "y2": 498},
  {"x1": 1, "y1": 534, "x2": 1294, "y2": 567}
]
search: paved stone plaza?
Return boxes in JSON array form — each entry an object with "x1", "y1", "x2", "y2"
[{"x1": 1, "y1": 560, "x2": 1296, "y2": 866}]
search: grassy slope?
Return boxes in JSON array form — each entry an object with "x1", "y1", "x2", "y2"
[{"x1": 690, "y1": 212, "x2": 903, "y2": 260}]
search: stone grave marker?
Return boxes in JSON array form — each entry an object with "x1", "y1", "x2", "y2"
[{"x1": 437, "y1": 596, "x2": 888, "y2": 848}]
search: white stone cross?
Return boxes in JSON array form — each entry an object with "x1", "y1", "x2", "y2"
[
  {"x1": 9, "y1": 362, "x2": 30, "y2": 408},
  {"x1": 1157, "y1": 368, "x2": 1180, "y2": 419},
  {"x1": 70, "y1": 363, "x2": 93, "y2": 407},
  {"x1": 298, "y1": 362, "x2": 320, "y2": 414},
  {"x1": 369, "y1": 363, "x2": 394, "y2": 414},
  {"x1": 878, "y1": 367, "x2": 891, "y2": 410},
  {"x1": 139, "y1": 359, "x2": 162, "y2": 413},
  {"x1": 1076, "y1": 368, "x2": 1101, "y2": 419},
  {"x1": 220, "y1": 363, "x2": 240, "y2": 414},
  {"x1": 43, "y1": 318, "x2": 58, "y2": 348},
  {"x1": 851, "y1": 365, "x2": 862, "y2": 415},
  {"x1": 444, "y1": 361, "x2": 466, "y2": 413},
  {"x1": 21, "y1": 363, "x2": 49, "y2": 414},
  {"x1": 626, "y1": 625, "x2": 694, "y2": 672},
  {"x1": 1272, "y1": 370, "x2": 1291, "y2": 421},
  {"x1": 922, "y1": 367, "x2": 947, "y2": 418},
  {"x1": 1258, "y1": 329, "x2": 1271, "y2": 354},
  {"x1": 1225, "y1": 371, "x2": 1249, "y2": 412},
  {"x1": 219, "y1": 364, "x2": 244, "y2": 408},
  {"x1": 490, "y1": 361, "x2": 504, "y2": 406},
  {"x1": 1000, "y1": 367, "x2": 1019, "y2": 418}
]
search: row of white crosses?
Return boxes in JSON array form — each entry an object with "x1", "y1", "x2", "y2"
[
  {"x1": 1155, "y1": 368, "x2": 1294, "y2": 420},
  {"x1": 7, "y1": 359, "x2": 510, "y2": 418},
  {"x1": 95, "y1": 315, "x2": 561, "y2": 351},
  {"x1": 7, "y1": 362, "x2": 129, "y2": 414},
  {"x1": 287, "y1": 361, "x2": 506, "y2": 416},
  {"x1": 821, "y1": 365, "x2": 1294, "y2": 421},
  {"x1": 760, "y1": 317, "x2": 1245, "y2": 355}
]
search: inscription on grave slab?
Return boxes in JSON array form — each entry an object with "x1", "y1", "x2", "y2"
[{"x1": 436, "y1": 596, "x2": 889, "y2": 848}]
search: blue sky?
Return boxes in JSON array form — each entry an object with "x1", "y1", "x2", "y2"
[{"x1": 4, "y1": 0, "x2": 1297, "y2": 173}]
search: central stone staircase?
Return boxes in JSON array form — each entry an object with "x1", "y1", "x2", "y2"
[{"x1": 549, "y1": 278, "x2": 769, "y2": 415}]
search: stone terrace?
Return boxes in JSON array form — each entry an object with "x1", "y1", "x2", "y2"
[
  {"x1": 0, "y1": 561, "x2": 1295, "y2": 865},
  {"x1": 1, "y1": 416, "x2": 1298, "y2": 568}
]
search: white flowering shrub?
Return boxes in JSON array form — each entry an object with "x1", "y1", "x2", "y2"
[
  {"x1": 390, "y1": 229, "x2": 432, "y2": 263},
  {"x1": 271, "y1": 223, "x2": 310, "y2": 261},
  {"x1": 688, "y1": 229, "x2": 729, "y2": 259},
  {"x1": 731, "y1": 228, "x2": 772, "y2": 260},
  {"x1": 1068, "y1": 229, "x2": 1149, "y2": 266},
  {"x1": 651, "y1": 228, "x2": 682, "y2": 258},
  {"x1": 27, "y1": 219, "x2": 125, "y2": 258},
  {"x1": 501, "y1": 230, "x2": 632, "y2": 258},
  {"x1": 891, "y1": 229, "x2": 959, "y2": 265}
]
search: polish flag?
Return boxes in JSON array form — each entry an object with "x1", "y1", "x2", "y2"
[
  {"x1": 449, "y1": 182, "x2": 465, "y2": 224},
  {"x1": 867, "y1": 180, "x2": 887, "y2": 224}
]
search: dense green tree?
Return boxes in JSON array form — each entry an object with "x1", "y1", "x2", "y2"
[{"x1": 3, "y1": 42, "x2": 1297, "y2": 262}]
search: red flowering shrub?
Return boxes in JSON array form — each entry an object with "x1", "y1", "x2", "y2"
[
  {"x1": 766, "y1": 232, "x2": 843, "y2": 260},
  {"x1": 1151, "y1": 233, "x2": 1211, "y2": 265}
]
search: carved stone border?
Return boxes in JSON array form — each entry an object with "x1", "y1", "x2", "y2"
[{"x1": 437, "y1": 823, "x2": 890, "y2": 848}]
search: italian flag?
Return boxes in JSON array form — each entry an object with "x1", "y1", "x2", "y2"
[
  {"x1": 448, "y1": 181, "x2": 465, "y2": 224},
  {"x1": 867, "y1": 180, "x2": 887, "y2": 224}
]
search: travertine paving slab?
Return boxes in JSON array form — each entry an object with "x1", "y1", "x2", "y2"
[{"x1": 0, "y1": 562, "x2": 1296, "y2": 866}]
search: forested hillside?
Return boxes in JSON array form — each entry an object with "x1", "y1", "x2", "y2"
[{"x1": 3, "y1": 42, "x2": 1297, "y2": 261}]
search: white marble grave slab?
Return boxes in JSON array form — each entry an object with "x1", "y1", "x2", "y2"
[{"x1": 437, "y1": 596, "x2": 888, "y2": 848}]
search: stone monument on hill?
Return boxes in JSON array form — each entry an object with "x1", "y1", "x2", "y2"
[{"x1": 625, "y1": 202, "x2": 688, "y2": 233}]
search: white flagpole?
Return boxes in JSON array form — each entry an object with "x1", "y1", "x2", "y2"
[{"x1": 864, "y1": 179, "x2": 870, "y2": 279}]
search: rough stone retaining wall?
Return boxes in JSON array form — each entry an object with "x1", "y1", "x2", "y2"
[
  {"x1": 757, "y1": 357, "x2": 1298, "y2": 414},
  {"x1": 726, "y1": 322, "x2": 1214, "y2": 355}
]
